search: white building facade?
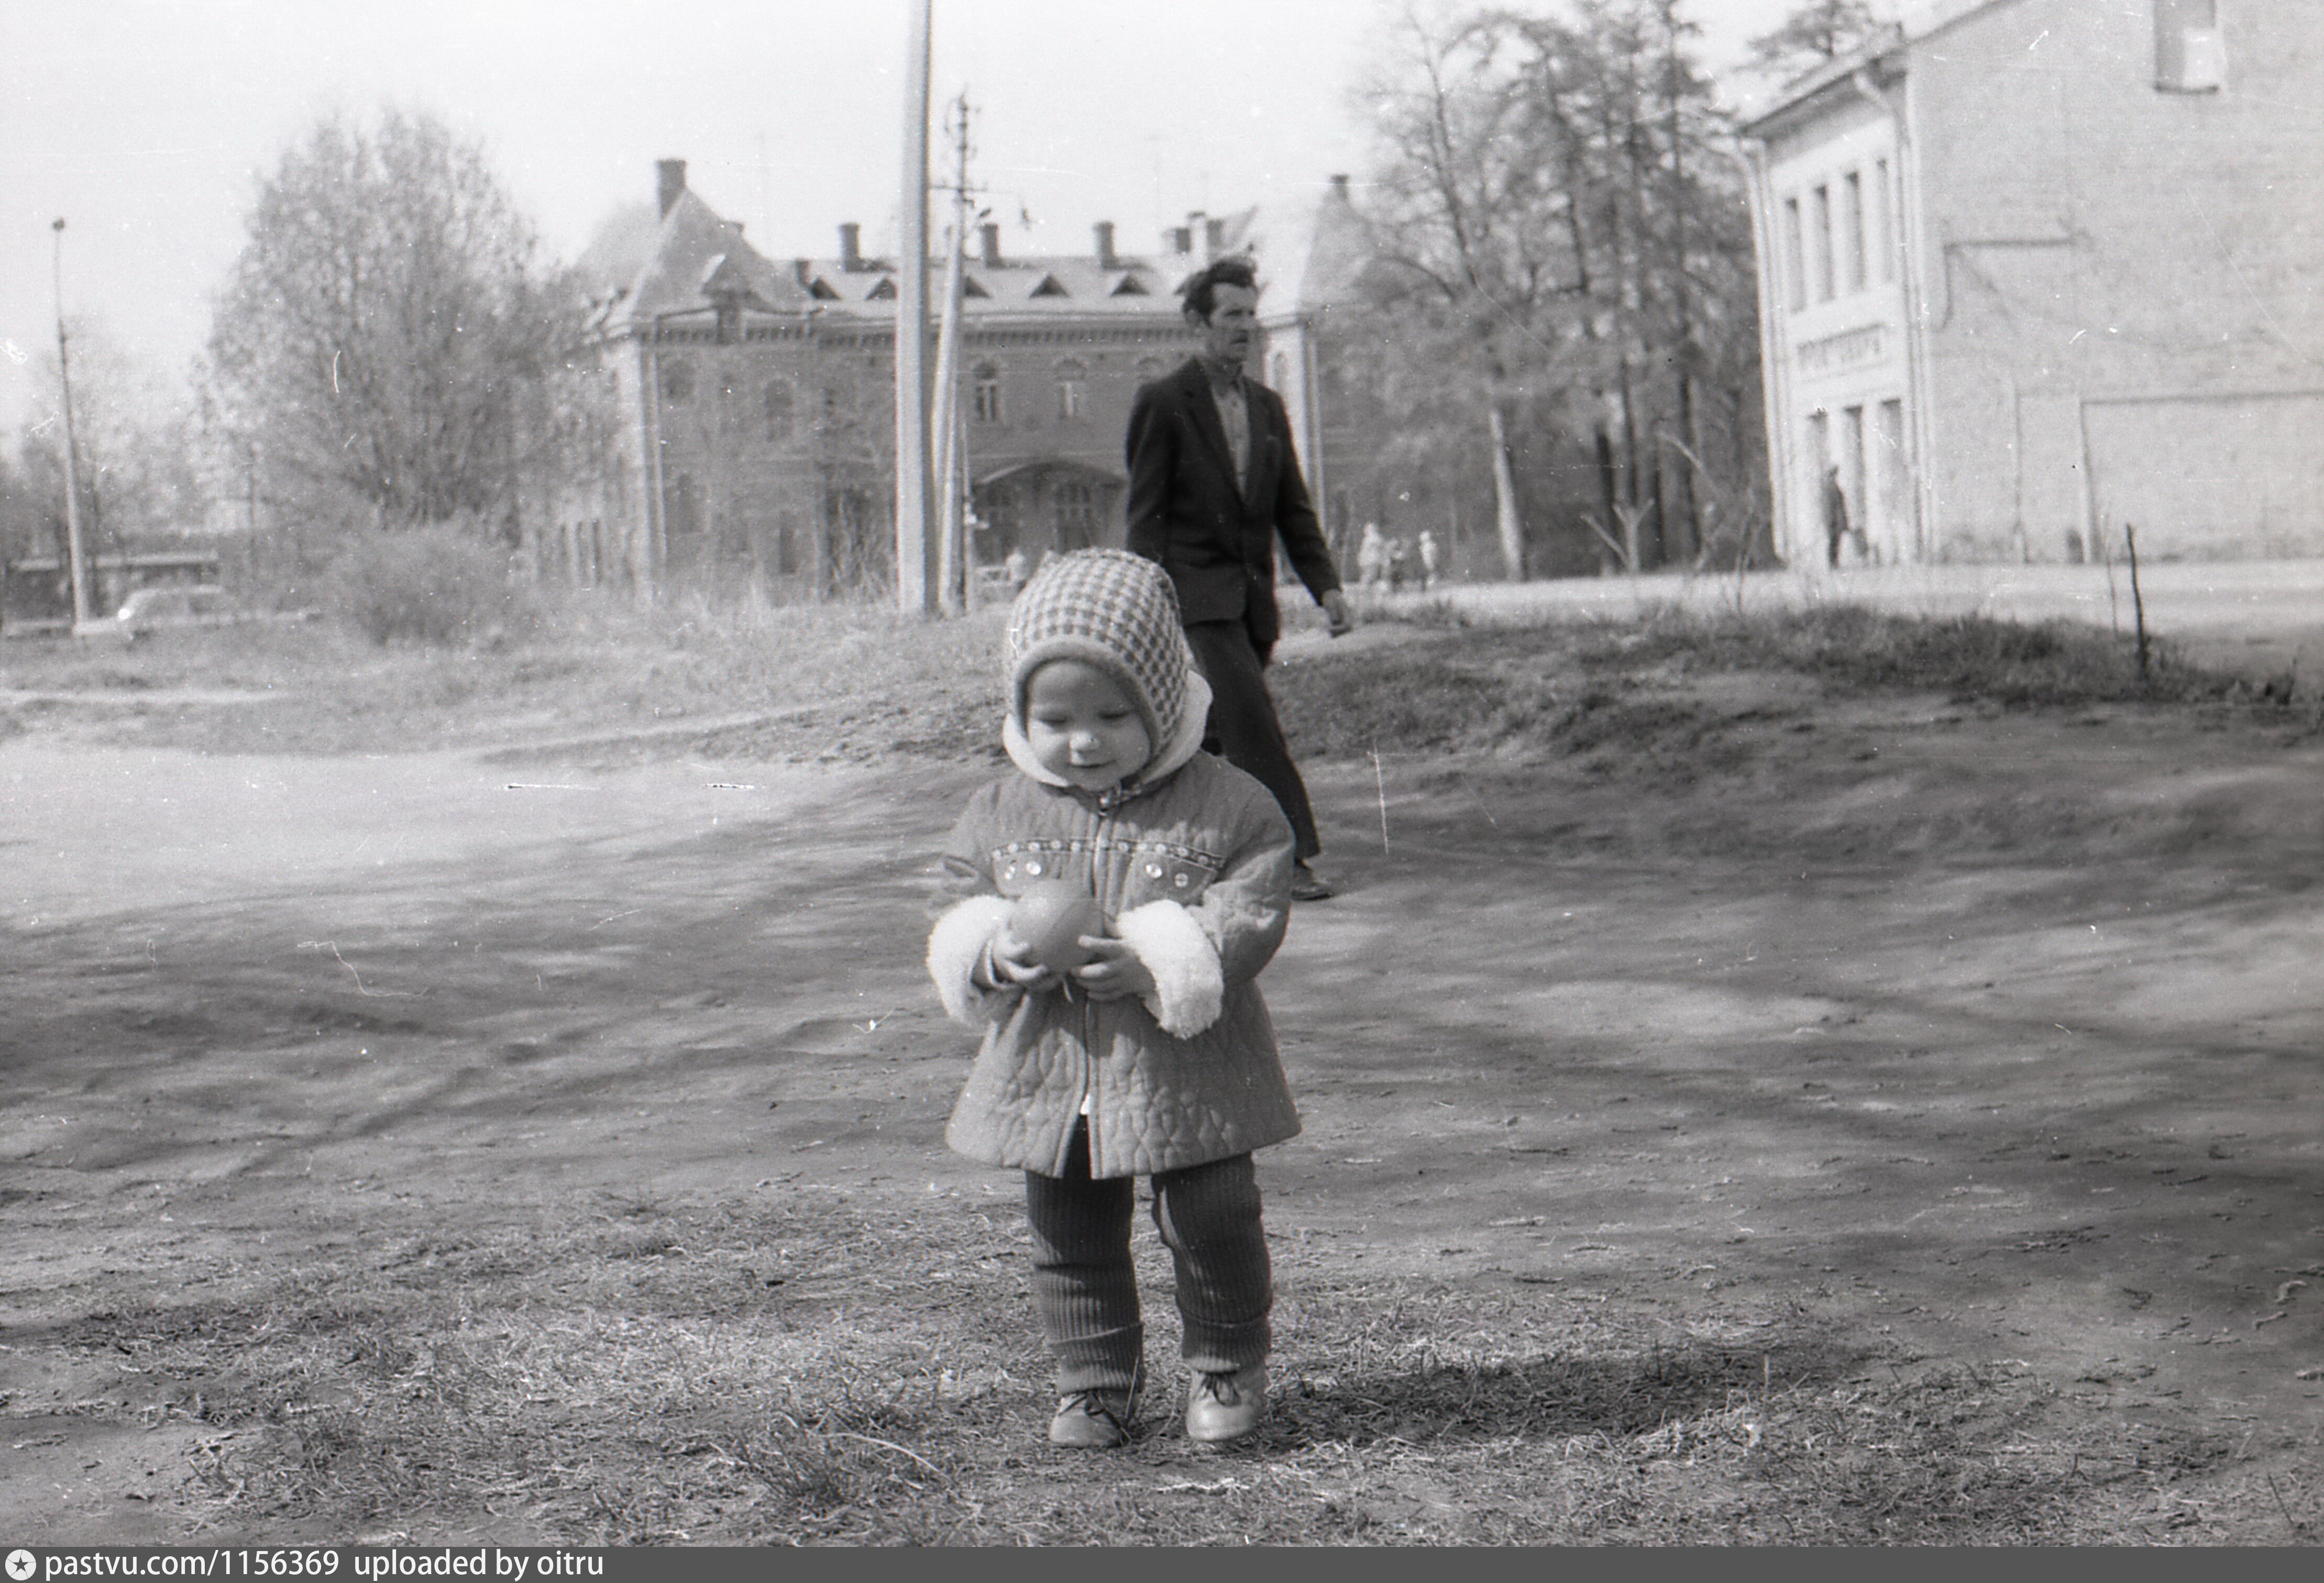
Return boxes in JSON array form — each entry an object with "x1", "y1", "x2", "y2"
[{"x1": 1743, "y1": 0, "x2": 2324, "y2": 566}]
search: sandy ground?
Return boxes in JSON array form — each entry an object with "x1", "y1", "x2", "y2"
[{"x1": 4, "y1": 622, "x2": 2324, "y2": 1539}]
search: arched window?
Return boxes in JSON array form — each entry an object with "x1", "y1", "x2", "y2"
[
  {"x1": 764, "y1": 381, "x2": 796, "y2": 442},
  {"x1": 973, "y1": 363, "x2": 1004, "y2": 423},
  {"x1": 1133, "y1": 356, "x2": 1166, "y2": 384},
  {"x1": 1055, "y1": 358, "x2": 1088, "y2": 422}
]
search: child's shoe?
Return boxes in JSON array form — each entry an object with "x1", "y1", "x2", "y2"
[
  {"x1": 1048, "y1": 1364, "x2": 1143, "y2": 1449},
  {"x1": 1184, "y1": 1363, "x2": 1266, "y2": 1443}
]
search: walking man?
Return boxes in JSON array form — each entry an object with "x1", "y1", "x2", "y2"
[
  {"x1": 1823, "y1": 466, "x2": 1852, "y2": 570},
  {"x1": 1125, "y1": 256, "x2": 1351, "y2": 902}
]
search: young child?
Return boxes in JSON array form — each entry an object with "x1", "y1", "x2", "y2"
[{"x1": 926, "y1": 548, "x2": 1303, "y2": 1449}]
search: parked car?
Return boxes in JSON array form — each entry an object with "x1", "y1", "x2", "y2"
[{"x1": 114, "y1": 584, "x2": 234, "y2": 634}]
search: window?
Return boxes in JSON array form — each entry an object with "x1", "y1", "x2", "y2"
[
  {"x1": 1874, "y1": 159, "x2": 1897, "y2": 284},
  {"x1": 1270, "y1": 352, "x2": 1290, "y2": 391},
  {"x1": 978, "y1": 483, "x2": 1017, "y2": 539},
  {"x1": 1843, "y1": 404, "x2": 1867, "y2": 544},
  {"x1": 1782, "y1": 197, "x2": 1807, "y2": 312},
  {"x1": 1133, "y1": 356, "x2": 1167, "y2": 383},
  {"x1": 2154, "y1": 0, "x2": 2224, "y2": 92},
  {"x1": 1812, "y1": 185, "x2": 1835, "y2": 302},
  {"x1": 1843, "y1": 171, "x2": 1866, "y2": 293},
  {"x1": 660, "y1": 356, "x2": 693, "y2": 404},
  {"x1": 1876, "y1": 397, "x2": 1909, "y2": 553},
  {"x1": 1054, "y1": 480, "x2": 1097, "y2": 548},
  {"x1": 973, "y1": 363, "x2": 1004, "y2": 423},
  {"x1": 764, "y1": 381, "x2": 795, "y2": 443},
  {"x1": 1055, "y1": 358, "x2": 1088, "y2": 422}
]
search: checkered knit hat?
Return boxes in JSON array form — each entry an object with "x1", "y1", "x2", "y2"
[{"x1": 1005, "y1": 549, "x2": 1193, "y2": 755}]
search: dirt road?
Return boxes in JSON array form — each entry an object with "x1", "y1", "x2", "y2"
[{"x1": 4, "y1": 668, "x2": 2323, "y2": 1538}]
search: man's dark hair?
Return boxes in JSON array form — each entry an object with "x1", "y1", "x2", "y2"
[{"x1": 1180, "y1": 255, "x2": 1259, "y2": 322}]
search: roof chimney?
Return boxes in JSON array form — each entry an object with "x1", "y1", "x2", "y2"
[
  {"x1": 1169, "y1": 226, "x2": 1192, "y2": 255},
  {"x1": 1204, "y1": 218, "x2": 1225, "y2": 259},
  {"x1": 1094, "y1": 220, "x2": 1117, "y2": 270},
  {"x1": 839, "y1": 222, "x2": 862, "y2": 271},
  {"x1": 656, "y1": 159, "x2": 687, "y2": 218},
  {"x1": 1329, "y1": 173, "x2": 1350, "y2": 200},
  {"x1": 979, "y1": 222, "x2": 1002, "y2": 267}
]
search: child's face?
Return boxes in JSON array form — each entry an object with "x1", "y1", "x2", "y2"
[{"x1": 1023, "y1": 660, "x2": 1152, "y2": 791}]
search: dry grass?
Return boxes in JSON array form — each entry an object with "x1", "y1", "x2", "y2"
[
  {"x1": 49, "y1": 1190, "x2": 2278, "y2": 1546},
  {"x1": 9, "y1": 588, "x2": 2273, "y2": 771},
  {"x1": 0, "y1": 590, "x2": 1009, "y2": 763},
  {"x1": 1268, "y1": 602, "x2": 2255, "y2": 764}
]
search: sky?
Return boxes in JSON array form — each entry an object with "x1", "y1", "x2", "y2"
[{"x1": 0, "y1": 0, "x2": 1846, "y2": 437}]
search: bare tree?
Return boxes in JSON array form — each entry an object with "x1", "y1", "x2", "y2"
[
  {"x1": 1352, "y1": 6, "x2": 1573, "y2": 580},
  {"x1": 206, "y1": 108, "x2": 567, "y2": 536},
  {"x1": 28, "y1": 317, "x2": 205, "y2": 549},
  {"x1": 1748, "y1": 0, "x2": 1884, "y2": 74},
  {"x1": 1348, "y1": 1, "x2": 1762, "y2": 578}
]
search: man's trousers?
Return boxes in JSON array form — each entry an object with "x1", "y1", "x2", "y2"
[{"x1": 1183, "y1": 617, "x2": 1320, "y2": 861}]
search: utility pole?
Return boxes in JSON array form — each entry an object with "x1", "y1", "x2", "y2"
[
  {"x1": 932, "y1": 92, "x2": 976, "y2": 617},
  {"x1": 893, "y1": 0, "x2": 935, "y2": 616},
  {"x1": 51, "y1": 218, "x2": 92, "y2": 630}
]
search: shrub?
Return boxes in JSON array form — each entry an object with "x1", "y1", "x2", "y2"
[{"x1": 332, "y1": 524, "x2": 531, "y2": 647}]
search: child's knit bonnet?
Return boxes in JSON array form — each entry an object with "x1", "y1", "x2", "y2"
[{"x1": 1003, "y1": 549, "x2": 1211, "y2": 789}]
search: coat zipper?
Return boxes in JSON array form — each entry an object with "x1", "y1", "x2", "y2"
[{"x1": 1078, "y1": 796, "x2": 1115, "y2": 1172}]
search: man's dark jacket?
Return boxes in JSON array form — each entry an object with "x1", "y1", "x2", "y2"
[{"x1": 1125, "y1": 358, "x2": 1340, "y2": 656}]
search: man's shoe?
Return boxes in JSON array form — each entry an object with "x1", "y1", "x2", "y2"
[
  {"x1": 1289, "y1": 862, "x2": 1335, "y2": 902},
  {"x1": 1049, "y1": 1363, "x2": 1143, "y2": 1449},
  {"x1": 1185, "y1": 1364, "x2": 1267, "y2": 1443}
]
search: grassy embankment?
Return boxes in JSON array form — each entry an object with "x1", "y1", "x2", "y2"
[{"x1": 0, "y1": 585, "x2": 2267, "y2": 766}]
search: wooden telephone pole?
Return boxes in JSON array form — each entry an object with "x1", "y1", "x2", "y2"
[
  {"x1": 893, "y1": 0, "x2": 936, "y2": 616},
  {"x1": 931, "y1": 93, "x2": 977, "y2": 617}
]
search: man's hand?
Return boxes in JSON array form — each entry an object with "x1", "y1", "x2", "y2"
[
  {"x1": 1072, "y1": 937, "x2": 1157, "y2": 1002},
  {"x1": 1321, "y1": 589, "x2": 1354, "y2": 638}
]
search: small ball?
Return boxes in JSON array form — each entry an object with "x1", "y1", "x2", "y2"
[{"x1": 1009, "y1": 880, "x2": 1106, "y2": 971}]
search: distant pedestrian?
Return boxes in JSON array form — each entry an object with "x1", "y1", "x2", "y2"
[
  {"x1": 928, "y1": 549, "x2": 1303, "y2": 1451},
  {"x1": 1003, "y1": 545, "x2": 1029, "y2": 595},
  {"x1": 1386, "y1": 537, "x2": 1410, "y2": 592},
  {"x1": 1823, "y1": 467, "x2": 1852, "y2": 569},
  {"x1": 1357, "y1": 521, "x2": 1387, "y2": 589},
  {"x1": 1417, "y1": 530, "x2": 1438, "y2": 591}
]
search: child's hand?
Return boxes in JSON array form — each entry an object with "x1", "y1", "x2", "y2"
[
  {"x1": 1072, "y1": 936, "x2": 1156, "y2": 1002},
  {"x1": 989, "y1": 928, "x2": 1067, "y2": 993}
]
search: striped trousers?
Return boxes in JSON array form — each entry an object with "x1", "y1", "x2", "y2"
[{"x1": 1023, "y1": 1122, "x2": 1272, "y2": 1394}]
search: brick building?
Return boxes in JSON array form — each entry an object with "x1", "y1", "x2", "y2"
[
  {"x1": 550, "y1": 160, "x2": 1369, "y2": 601},
  {"x1": 1741, "y1": 0, "x2": 2324, "y2": 566}
]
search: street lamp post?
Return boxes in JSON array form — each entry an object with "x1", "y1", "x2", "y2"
[{"x1": 51, "y1": 217, "x2": 92, "y2": 630}]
